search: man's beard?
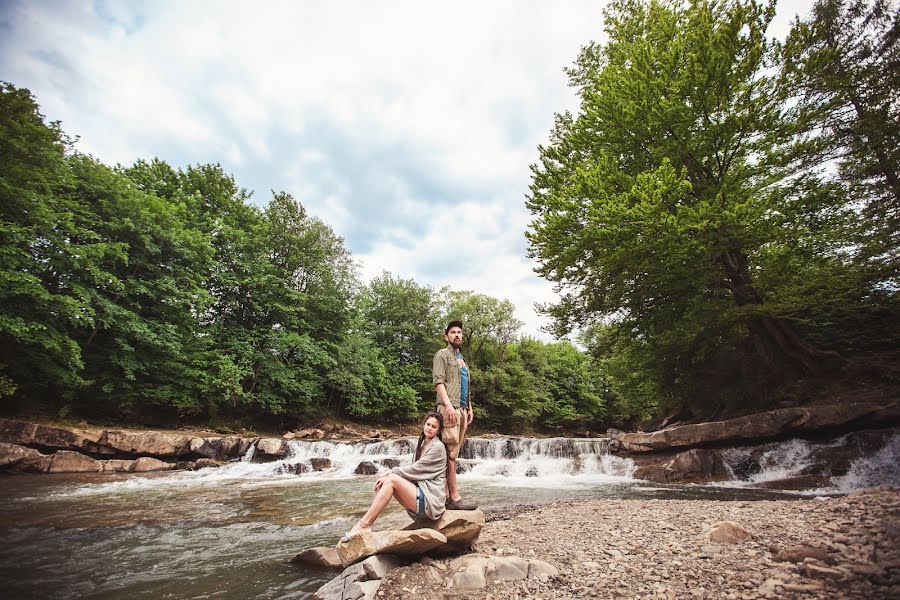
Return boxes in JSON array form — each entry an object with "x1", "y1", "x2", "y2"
[{"x1": 449, "y1": 338, "x2": 462, "y2": 349}]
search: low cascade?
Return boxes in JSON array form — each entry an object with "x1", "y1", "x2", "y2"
[
  {"x1": 211, "y1": 436, "x2": 634, "y2": 482},
  {"x1": 717, "y1": 429, "x2": 900, "y2": 493}
]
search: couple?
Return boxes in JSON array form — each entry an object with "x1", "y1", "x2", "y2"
[{"x1": 341, "y1": 321, "x2": 478, "y2": 541}]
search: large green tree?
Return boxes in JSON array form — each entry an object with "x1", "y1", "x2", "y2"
[{"x1": 526, "y1": 0, "x2": 867, "y2": 413}]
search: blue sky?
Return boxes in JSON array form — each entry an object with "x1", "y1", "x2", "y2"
[{"x1": 0, "y1": 0, "x2": 814, "y2": 338}]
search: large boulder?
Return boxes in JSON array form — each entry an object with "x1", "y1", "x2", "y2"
[
  {"x1": 312, "y1": 555, "x2": 406, "y2": 600},
  {"x1": 292, "y1": 546, "x2": 343, "y2": 569},
  {"x1": 48, "y1": 450, "x2": 103, "y2": 473},
  {"x1": 0, "y1": 419, "x2": 38, "y2": 445},
  {"x1": 188, "y1": 436, "x2": 224, "y2": 459},
  {"x1": 32, "y1": 424, "x2": 103, "y2": 452},
  {"x1": 610, "y1": 402, "x2": 900, "y2": 453},
  {"x1": 255, "y1": 438, "x2": 287, "y2": 458},
  {"x1": 354, "y1": 461, "x2": 379, "y2": 475},
  {"x1": 221, "y1": 436, "x2": 256, "y2": 460},
  {"x1": 336, "y1": 529, "x2": 447, "y2": 567},
  {"x1": 132, "y1": 457, "x2": 176, "y2": 472},
  {"x1": 404, "y1": 509, "x2": 484, "y2": 552},
  {"x1": 447, "y1": 554, "x2": 559, "y2": 589},
  {"x1": 632, "y1": 448, "x2": 729, "y2": 483},
  {"x1": 102, "y1": 459, "x2": 135, "y2": 472},
  {"x1": 0, "y1": 442, "x2": 45, "y2": 469},
  {"x1": 310, "y1": 458, "x2": 332, "y2": 471},
  {"x1": 101, "y1": 430, "x2": 192, "y2": 457}
]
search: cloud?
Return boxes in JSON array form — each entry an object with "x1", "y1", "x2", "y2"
[{"x1": 0, "y1": 0, "x2": 816, "y2": 340}]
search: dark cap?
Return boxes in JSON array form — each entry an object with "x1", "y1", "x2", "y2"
[{"x1": 445, "y1": 320, "x2": 463, "y2": 334}]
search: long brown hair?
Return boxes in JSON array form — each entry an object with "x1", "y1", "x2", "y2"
[{"x1": 414, "y1": 411, "x2": 452, "y2": 479}]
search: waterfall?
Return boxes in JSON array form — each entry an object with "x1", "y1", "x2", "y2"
[
  {"x1": 716, "y1": 429, "x2": 900, "y2": 493},
  {"x1": 209, "y1": 436, "x2": 634, "y2": 483}
]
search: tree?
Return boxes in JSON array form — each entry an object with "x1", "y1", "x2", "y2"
[
  {"x1": 780, "y1": 0, "x2": 900, "y2": 277},
  {"x1": 527, "y1": 0, "x2": 854, "y2": 413}
]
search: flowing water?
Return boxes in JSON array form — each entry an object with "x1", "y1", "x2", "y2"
[{"x1": 1, "y1": 432, "x2": 897, "y2": 599}]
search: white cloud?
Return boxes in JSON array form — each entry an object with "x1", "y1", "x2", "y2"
[{"x1": 1, "y1": 0, "x2": 818, "y2": 339}]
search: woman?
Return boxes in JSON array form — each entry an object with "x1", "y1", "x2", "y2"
[{"x1": 341, "y1": 412, "x2": 450, "y2": 541}]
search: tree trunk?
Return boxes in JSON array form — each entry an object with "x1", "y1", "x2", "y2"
[{"x1": 721, "y1": 249, "x2": 842, "y2": 376}]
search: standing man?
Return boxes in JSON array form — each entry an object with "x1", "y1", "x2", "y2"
[{"x1": 433, "y1": 320, "x2": 478, "y2": 510}]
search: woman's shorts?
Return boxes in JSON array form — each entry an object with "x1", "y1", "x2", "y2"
[{"x1": 415, "y1": 485, "x2": 426, "y2": 517}]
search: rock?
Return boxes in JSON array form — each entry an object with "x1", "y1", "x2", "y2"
[
  {"x1": 14, "y1": 453, "x2": 54, "y2": 473},
  {"x1": 633, "y1": 448, "x2": 729, "y2": 483},
  {"x1": 336, "y1": 529, "x2": 447, "y2": 567},
  {"x1": 221, "y1": 436, "x2": 255, "y2": 459},
  {"x1": 360, "y1": 555, "x2": 405, "y2": 580},
  {"x1": 292, "y1": 546, "x2": 343, "y2": 569},
  {"x1": 310, "y1": 457, "x2": 332, "y2": 471},
  {"x1": 312, "y1": 575, "x2": 343, "y2": 600},
  {"x1": 485, "y1": 556, "x2": 528, "y2": 581},
  {"x1": 783, "y1": 582, "x2": 826, "y2": 593},
  {"x1": 312, "y1": 555, "x2": 401, "y2": 600},
  {"x1": 354, "y1": 461, "x2": 379, "y2": 475},
  {"x1": 0, "y1": 419, "x2": 38, "y2": 445},
  {"x1": 705, "y1": 521, "x2": 751, "y2": 544},
  {"x1": 33, "y1": 424, "x2": 103, "y2": 451},
  {"x1": 610, "y1": 402, "x2": 900, "y2": 452},
  {"x1": 188, "y1": 437, "x2": 223, "y2": 459},
  {"x1": 447, "y1": 554, "x2": 557, "y2": 589},
  {"x1": 255, "y1": 438, "x2": 286, "y2": 458},
  {"x1": 0, "y1": 442, "x2": 45, "y2": 468},
  {"x1": 367, "y1": 430, "x2": 381, "y2": 439},
  {"x1": 283, "y1": 463, "x2": 309, "y2": 475},
  {"x1": 772, "y1": 545, "x2": 832, "y2": 564},
  {"x1": 525, "y1": 466, "x2": 539, "y2": 477},
  {"x1": 343, "y1": 579, "x2": 380, "y2": 600},
  {"x1": 803, "y1": 563, "x2": 846, "y2": 580},
  {"x1": 405, "y1": 509, "x2": 485, "y2": 552},
  {"x1": 132, "y1": 457, "x2": 175, "y2": 472},
  {"x1": 528, "y1": 559, "x2": 559, "y2": 579},
  {"x1": 48, "y1": 450, "x2": 103, "y2": 473},
  {"x1": 449, "y1": 554, "x2": 490, "y2": 589},
  {"x1": 194, "y1": 458, "x2": 222, "y2": 469},
  {"x1": 378, "y1": 458, "x2": 401, "y2": 469},
  {"x1": 282, "y1": 432, "x2": 296, "y2": 440},
  {"x1": 101, "y1": 430, "x2": 192, "y2": 457},
  {"x1": 102, "y1": 459, "x2": 134, "y2": 472}
]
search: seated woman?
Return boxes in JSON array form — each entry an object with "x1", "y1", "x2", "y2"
[{"x1": 341, "y1": 412, "x2": 450, "y2": 541}]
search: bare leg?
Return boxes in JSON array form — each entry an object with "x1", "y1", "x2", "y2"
[{"x1": 349, "y1": 474, "x2": 419, "y2": 536}]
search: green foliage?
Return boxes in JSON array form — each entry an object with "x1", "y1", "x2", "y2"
[{"x1": 527, "y1": 0, "x2": 899, "y2": 417}]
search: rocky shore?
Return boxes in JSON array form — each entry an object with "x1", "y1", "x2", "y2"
[{"x1": 373, "y1": 487, "x2": 899, "y2": 599}]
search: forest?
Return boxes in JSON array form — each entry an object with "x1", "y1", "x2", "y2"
[{"x1": 1, "y1": 0, "x2": 897, "y2": 432}]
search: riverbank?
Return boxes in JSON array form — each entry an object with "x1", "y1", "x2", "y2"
[{"x1": 374, "y1": 487, "x2": 899, "y2": 600}]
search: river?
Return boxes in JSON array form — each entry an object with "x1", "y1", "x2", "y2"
[{"x1": 1, "y1": 433, "x2": 896, "y2": 599}]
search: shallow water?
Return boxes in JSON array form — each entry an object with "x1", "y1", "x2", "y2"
[{"x1": 0, "y1": 460, "x2": 798, "y2": 599}]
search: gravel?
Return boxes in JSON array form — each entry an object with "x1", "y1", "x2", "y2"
[{"x1": 375, "y1": 487, "x2": 899, "y2": 599}]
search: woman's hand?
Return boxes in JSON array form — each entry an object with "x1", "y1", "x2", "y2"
[{"x1": 374, "y1": 475, "x2": 387, "y2": 491}]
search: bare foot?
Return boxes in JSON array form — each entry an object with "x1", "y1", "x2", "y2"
[{"x1": 347, "y1": 519, "x2": 371, "y2": 537}]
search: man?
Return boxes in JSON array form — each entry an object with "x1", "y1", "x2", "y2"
[{"x1": 433, "y1": 320, "x2": 478, "y2": 510}]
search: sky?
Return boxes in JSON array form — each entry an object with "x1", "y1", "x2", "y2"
[{"x1": 0, "y1": 0, "x2": 815, "y2": 339}]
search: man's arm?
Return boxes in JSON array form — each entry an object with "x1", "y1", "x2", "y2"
[
  {"x1": 435, "y1": 382, "x2": 458, "y2": 426},
  {"x1": 433, "y1": 351, "x2": 458, "y2": 426}
]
